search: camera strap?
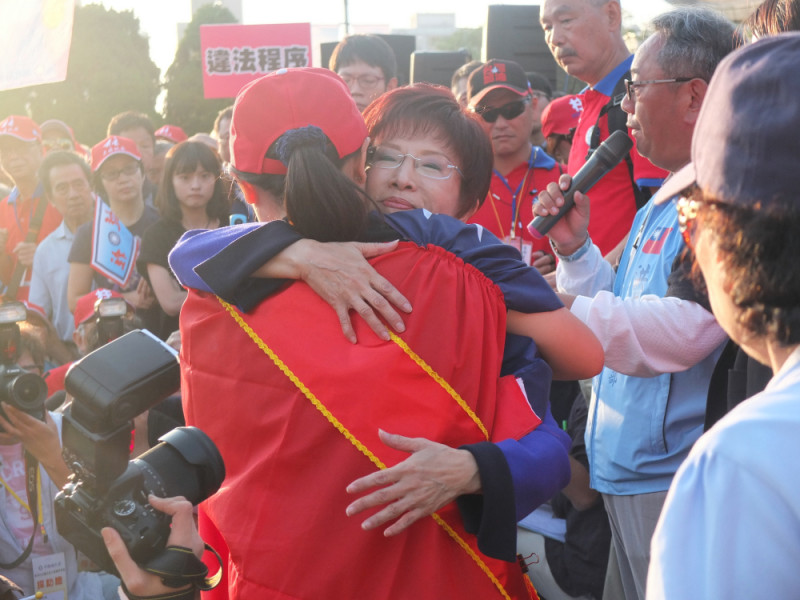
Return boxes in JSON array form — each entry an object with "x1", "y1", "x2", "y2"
[
  {"x1": 119, "y1": 543, "x2": 223, "y2": 600},
  {"x1": 0, "y1": 453, "x2": 41, "y2": 570}
]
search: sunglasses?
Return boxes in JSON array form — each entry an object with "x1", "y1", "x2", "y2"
[{"x1": 472, "y1": 96, "x2": 531, "y2": 123}]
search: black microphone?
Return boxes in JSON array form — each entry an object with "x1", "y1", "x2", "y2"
[{"x1": 528, "y1": 130, "x2": 634, "y2": 238}]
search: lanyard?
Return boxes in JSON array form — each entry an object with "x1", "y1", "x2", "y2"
[
  {"x1": 0, "y1": 466, "x2": 47, "y2": 543},
  {"x1": 491, "y1": 146, "x2": 539, "y2": 239}
]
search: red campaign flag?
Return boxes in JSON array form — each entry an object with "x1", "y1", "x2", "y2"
[
  {"x1": 0, "y1": 0, "x2": 75, "y2": 91},
  {"x1": 200, "y1": 23, "x2": 312, "y2": 99}
]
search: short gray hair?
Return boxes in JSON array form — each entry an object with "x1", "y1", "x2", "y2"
[{"x1": 651, "y1": 7, "x2": 736, "y2": 82}]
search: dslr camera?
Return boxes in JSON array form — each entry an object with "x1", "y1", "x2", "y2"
[
  {"x1": 54, "y1": 329, "x2": 225, "y2": 574},
  {"x1": 0, "y1": 301, "x2": 47, "y2": 427}
]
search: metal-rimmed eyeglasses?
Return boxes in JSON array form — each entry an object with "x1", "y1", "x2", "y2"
[
  {"x1": 624, "y1": 78, "x2": 695, "y2": 101},
  {"x1": 367, "y1": 146, "x2": 463, "y2": 180},
  {"x1": 339, "y1": 74, "x2": 385, "y2": 89}
]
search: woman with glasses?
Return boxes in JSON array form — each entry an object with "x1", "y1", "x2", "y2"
[
  {"x1": 173, "y1": 69, "x2": 602, "y2": 599},
  {"x1": 135, "y1": 141, "x2": 228, "y2": 340},
  {"x1": 66, "y1": 136, "x2": 159, "y2": 334}
]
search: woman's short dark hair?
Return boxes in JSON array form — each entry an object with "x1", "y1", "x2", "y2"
[
  {"x1": 156, "y1": 141, "x2": 229, "y2": 225},
  {"x1": 694, "y1": 187, "x2": 800, "y2": 345},
  {"x1": 362, "y1": 83, "x2": 493, "y2": 219}
]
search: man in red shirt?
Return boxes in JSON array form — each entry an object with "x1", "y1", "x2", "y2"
[
  {"x1": 539, "y1": 0, "x2": 668, "y2": 256},
  {"x1": 467, "y1": 59, "x2": 562, "y2": 272},
  {"x1": 0, "y1": 116, "x2": 62, "y2": 301}
]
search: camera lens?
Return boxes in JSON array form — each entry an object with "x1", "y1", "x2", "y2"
[
  {"x1": 4, "y1": 372, "x2": 47, "y2": 413},
  {"x1": 133, "y1": 426, "x2": 225, "y2": 504}
]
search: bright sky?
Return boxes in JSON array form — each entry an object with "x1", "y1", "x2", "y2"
[{"x1": 96, "y1": 0, "x2": 674, "y2": 76}]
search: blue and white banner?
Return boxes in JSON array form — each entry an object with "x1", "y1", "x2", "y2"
[{"x1": 90, "y1": 200, "x2": 139, "y2": 288}]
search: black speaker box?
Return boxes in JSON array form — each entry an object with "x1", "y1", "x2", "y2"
[{"x1": 410, "y1": 51, "x2": 471, "y2": 87}]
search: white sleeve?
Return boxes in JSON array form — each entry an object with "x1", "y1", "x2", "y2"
[
  {"x1": 570, "y1": 292, "x2": 727, "y2": 377},
  {"x1": 28, "y1": 245, "x2": 52, "y2": 318},
  {"x1": 555, "y1": 239, "x2": 616, "y2": 297},
  {"x1": 648, "y1": 445, "x2": 799, "y2": 600}
]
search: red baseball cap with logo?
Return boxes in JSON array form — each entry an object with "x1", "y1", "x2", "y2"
[
  {"x1": 155, "y1": 125, "x2": 189, "y2": 144},
  {"x1": 91, "y1": 136, "x2": 142, "y2": 172},
  {"x1": 0, "y1": 115, "x2": 42, "y2": 143},
  {"x1": 230, "y1": 67, "x2": 367, "y2": 176},
  {"x1": 467, "y1": 59, "x2": 531, "y2": 108},
  {"x1": 73, "y1": 288, "x2": 131, "y2": 328},
  {"x1": 541, "y1": 94, "x2": 584, "y2": 138}
]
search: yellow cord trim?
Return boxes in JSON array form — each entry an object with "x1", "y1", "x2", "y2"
[
  {"x1": 217, "y1": 297, "x2": 385, "y2": 471},
  {"x1": 432, "y1": 513, "x2": 512, "y2": 600},
  {"x1": 217, "y1": 297, "x2": 512, "y2": 598},
  {"x1": 388, "y1": 331, "x2": 489, "y2": 440}
]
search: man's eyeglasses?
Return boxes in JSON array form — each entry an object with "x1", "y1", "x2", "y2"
[
  {"x1": 367, "y1": 146, "x2": 463, "y2": 180},
  {"x1": 339, "y1": 74, "x2": 385, "y2": 89},
  {"x1": 100, "y1": 162, "x2": 139, "y2": 182},
  {"x1": 53, "y1": 179, "x2": 90, "y2": 196},
  {"x1": 471, "y1": 96, "x2": 532, "y2": 123},
  {"x1": 624, "y1": 78, "x2": 695, "y2": 101}
]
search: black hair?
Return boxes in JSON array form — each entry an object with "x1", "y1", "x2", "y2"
[
  {"x1": 155, "y1": 141, "x2": 228, "y2": 225},
  {"x1": 329, "y1": 34, "x2": 397, "y2": 82},
  {"x1": 107, "y1": 111, "x2": 156, "y2": 141},
  {"x1": 38, "y1": 150, "x2": 91, "y2": 197}
]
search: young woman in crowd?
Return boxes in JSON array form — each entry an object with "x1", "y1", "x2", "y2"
[
  {"x1": 66, "y1": 136, "x2": 160, "y2": 334},
  {"x1": 137, "y1": 141, "x2": 228, "y2": 338}
]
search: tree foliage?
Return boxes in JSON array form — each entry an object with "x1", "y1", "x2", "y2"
[
  {"x1": 162, "y1": 3, "x2": 238, "y2": 136},
  {"x1": 0, "y1": 4, "x2": 161, "y2": 146},
  {"x1": 431, "y1": 28, "x2": 483, "y2": 64}
]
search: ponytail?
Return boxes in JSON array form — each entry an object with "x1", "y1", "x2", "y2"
[{"x1": 277, "y1": 126, "x2": 370, "y2": 242}]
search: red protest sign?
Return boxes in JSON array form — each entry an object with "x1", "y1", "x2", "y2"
[{"x1": 200, "y1": 23, "x2": 312, "y2": 99}]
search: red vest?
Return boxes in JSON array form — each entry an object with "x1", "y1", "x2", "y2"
[{"x1": 181, "y1": 243, "x2": 540, "y2": 600}]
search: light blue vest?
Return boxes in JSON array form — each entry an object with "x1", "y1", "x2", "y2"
[{"x1": 586, "y1": 199, "x2": 724, "y2": 495}]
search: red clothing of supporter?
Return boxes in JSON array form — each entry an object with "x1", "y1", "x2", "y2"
[
  {"x1": 568, "y1": 61, "x2": 668, "y2": 257},
  {"x1": 469, "y1": 146, "x2": 561, "y2": 265},
  {"x1": 181, "y1": 242, "x2": 541, "y2": 600},
  {"x1": 0, "y1": 187, "x2": 62, "y2": 301},
  {"x1": 44, "y1": 361, "x2": 71, "y2": 397}
]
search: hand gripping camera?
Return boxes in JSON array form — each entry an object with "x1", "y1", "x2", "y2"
[
  {"x1": 54, "y1": 329, "x2": 225, "y2": 574},
  {"x1": 0, "y1": 302, "x2": 47, "y2": 427}
]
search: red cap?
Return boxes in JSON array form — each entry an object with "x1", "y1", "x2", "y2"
[
  {"x1": 467, "y1": 60, "x2": 531, "y2": 108},
  {"x1": 0, "y1": 116, "x2": 41, "y2": 142},
  {"x1": 154, "y1": 125, "x2": 189, "y2": 144},
  {"x1": 73, "y1": 288, "x2": 129, "y2": 328},
  {"x1": 230, "y1": 67, "x2": 367, "y2": 175},
  {"x1": 91, "y1": 136, "x2": 142, "y2": 172},
  {"x1": 541, "y1": 94, "x2": 584, "y2": 138}
]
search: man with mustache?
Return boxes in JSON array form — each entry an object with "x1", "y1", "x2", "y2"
[{"x1": 539, "y1": 0, "x2": 667, "y2": 257}]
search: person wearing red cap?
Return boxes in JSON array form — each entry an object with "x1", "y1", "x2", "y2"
[
  {"x1": 541, "y1": 95, "x2": 584, "y2": 165},
  {"x1": 66, "y1": 136, "x2": 159, "y2": 335},
  {"x1": 466, "y1": 59, "x2": 563, "y2": 274},
  {"x1": 154, "y1": 125, "x2": 189, "y2": 145},
  {"x1": 0, "y1": 116, "x2": 63, "y2": 302},
  {"x1": 173, "y1": 68, "x2": 604, "y2": 600}
]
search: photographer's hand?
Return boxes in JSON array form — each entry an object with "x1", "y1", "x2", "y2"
[
  {"x1": 102, "y1": 495, "x2": 203, "y2": 600},
  {"x1": 0, "y1": 405, "x2": 71, "y2": 488}
]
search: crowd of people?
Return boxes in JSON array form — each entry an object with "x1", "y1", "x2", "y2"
[{"x1": 0, "y1": 0, "x2": 798, "y2": 598}]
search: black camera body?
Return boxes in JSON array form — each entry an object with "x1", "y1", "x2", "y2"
[
  {"x1": 54, "y1": 329, "x2": 225, "y2": 574},
  {"x1": 0, "y1": 302, "x2": 48, "y2": 428}
]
